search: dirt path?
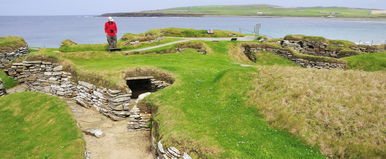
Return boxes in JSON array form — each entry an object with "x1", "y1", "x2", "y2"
[
  {"x1": 7, "y1": 85, "x2": 154, "y2": 159},
  {"x1": 68, "y1": 100, "x2": 154, "y2": 159}
]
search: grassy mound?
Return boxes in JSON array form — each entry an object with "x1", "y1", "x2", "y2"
[
  {"x1": 251, "y1": 66, "x2": 386, "y2": 158},
  {"x1": 241, "y1": 42, "x2": 347, "y2": 64},
  {"x1": 0, "y1": 70, "x2": 18, "y2": 89},
  {"x1": 148, "y1": 28, "x2": 243, "y2": 37},
  {"x1": 0, "y1": 92, "x2": 85, "y2": 158},
  {"x1": 254, "y1": 51, "x2": 298, "y2": 66},
  {"x1": 0, "y1": 36, "x2": 27, "y2": 53},
  {"x1": 284, "y1": 35, "x2": 329, "y2": 43},
  {"x1": 283, "y1": 35, "x2": 384, "y2": 56},
  {"x1": 343, "y1": 52, "x2": 386, "y2": 71},
  {"x1": 120, "y1": 30, "x2": 161, "y2": 43}
]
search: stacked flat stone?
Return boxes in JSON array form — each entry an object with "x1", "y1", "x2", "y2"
[
  {"x1": 151, "y1": 79, "x2": 171, "y2": 90},
  {"x1": 7, "y1": 61, "x2": 76, "y2": 97},
  {"x1": 156, "y1": 141, "x2": 192, "y2": 159},
  {"x1": 0, "y1": 47, "x2": 29, "y2": 69},
  {"x1": 0, "y1": 78, "x2": 6, "y2": 96},
  {"x1": 6, "y1": 61, "x2": 133, "y2": 120},
  {"x1": 127, "y1": 106, "x2": 151, "y2": 131}
]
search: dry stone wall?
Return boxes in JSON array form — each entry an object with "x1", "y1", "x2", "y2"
[
  {"x1": 280, "y1": 40, "x2": 385, "y2": 58},
  {"x1": 5, "y1": 61, "x2": 133, "y2": 120},
  {"x1": 0, "y1": 47, "x2": 29, "y2": 69},
  {"x1": 0, "y1": 78, "x2": 6, "y2": 96}
]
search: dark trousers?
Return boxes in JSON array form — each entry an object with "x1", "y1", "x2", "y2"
[{"x1": 107, "y1": 35, "x2": 117, "y2": 49}]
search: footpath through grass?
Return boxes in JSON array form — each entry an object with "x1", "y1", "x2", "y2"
[
  {"x1": 43, "y1": 41, "x2": 324, "y2": 158},
  {"x1": 0, "y1": 92, "x2": 85, "y2": 159}
]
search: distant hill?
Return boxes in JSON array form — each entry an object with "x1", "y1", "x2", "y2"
[{"x1": 101, "y1": 4, "x2": 386, "y2": 18}]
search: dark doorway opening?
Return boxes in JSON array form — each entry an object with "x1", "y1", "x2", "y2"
[{"x1": 126, "y1": 76, "x2": 154, "y2": 98}]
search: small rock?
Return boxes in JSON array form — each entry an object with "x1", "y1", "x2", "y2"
[
  {"x1": 168, "y1": 147, "x2": 181, "y2": 157},
  {"x1": 84, "y1": 151, "x2": 91, "y2": 159},
  {"x1": 182, "y1": 153, "x2": 192, "y2": 159},
  {"x1": 108, "y1": 89, "x2": 121, "y2": 94},
  {"x1": 136, "y1": 92, "x2": 151, "y2": 103},
  {"x1": 83, "y1": 128, "x2": 104, "y2": 138},
  {"x1": 75, "y1": 98, "x2": 90, "y2": 108},
  {"x1": 53, "y1": 66, "x2": 63, "y2": 71},
  {"x1": 44, "y1": 72, "x2": 53, "y2": 76},
  {"x1": 113, "y1": 105, "x2": 124, "y2": 111},
  {"x1": 158, "y1": 141, "x2": 166, "y2": 154},
  {"x1": 78, "y1": 81, "x2": 95, "y2": 90}
]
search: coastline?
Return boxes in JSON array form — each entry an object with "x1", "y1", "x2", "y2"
[{"x1": 100, "y1": 14, "x2": 386, "y2": 22}]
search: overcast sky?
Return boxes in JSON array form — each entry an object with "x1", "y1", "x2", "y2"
[{"x1": 1, "y1": 0, "x2": 385, "y2": 16}]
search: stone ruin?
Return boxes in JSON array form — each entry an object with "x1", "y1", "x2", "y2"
[
  {"x1": 0, "y1": 47, "x2": 29, "y2": 69},
  {"x1": 4, "y1": 60, "x2": 194, "y2": 159},
  {"x1": 242, "y1": 44, "x2": 347, "y2": 69},
  {"x1": 5, "y1": 61, "x2": 168, "y2": 125},
  {"x1": 279, "y1": 39, "x2": 385, "y2": 58}
]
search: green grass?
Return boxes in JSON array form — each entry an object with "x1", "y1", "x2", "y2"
[
  {"x1": 255, "y1": 51, "x2": 298, "y2": 66},
  {"x1": 343, "y1": 52, "x2": 386, "y2": 71},
  {"x1": 59, "y1": 43, "x2": 108, "y2": 52},
  {"x1": 0, "y1": 36, "x2": 27, "y2": 52},
  {"x1": 284, "y1": 35, "x2": 328, "y2": 43},
  {"x1": 122, "y1": 38, "x2": 183, "y2": 50},
  {"x1": 148, "y1": 28, "x2": 243, "y2": 37},
  {"x1": 135, "y1": 5, "x2": 386, "y2": 18},
  {"x1": 41, "y1": 41, "x2": 324, "y2": 158},
  {"x1": 59, "y1": 38, "x2": 183, "y2": 52},
  {"x1": 0, "y1": 70, "x2": 18, "y2": 89},
  {"x1": 0, "y1": 92, "x2": 85, "y2": 159},
  {"x1": 18, "y1": 35, "x2": 385, "y2": 158}
]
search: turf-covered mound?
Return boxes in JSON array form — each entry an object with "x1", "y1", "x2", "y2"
[
  {"x1": 343, "y1": 52, "x2": 386, "y2": 71},
  {"x1": 121, "y1": 28, "x2": 243, "y2": 41},
  {"x1": 0, "y1": 92, "x2": 85, "y2": 158},
  {"x1": 0, "y1": 36, "x2": 27, "y2": 53}
]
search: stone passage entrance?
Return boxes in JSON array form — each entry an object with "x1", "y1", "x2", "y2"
[{"x1": 126, "y1": 76, "x2": 154, "y2": 98}]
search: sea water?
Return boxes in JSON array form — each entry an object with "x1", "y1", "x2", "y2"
[{"x1": 1, "y1": 16, "x2": 385, "y2": 48}]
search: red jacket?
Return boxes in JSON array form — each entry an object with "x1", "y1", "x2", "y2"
[{"x1": 105, "y1": 21, "x2": 117, "y2": 36}]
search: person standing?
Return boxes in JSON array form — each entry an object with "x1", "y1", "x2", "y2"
[{"x1": 104, "y1": 17, "x2": 118, "y2": 50}]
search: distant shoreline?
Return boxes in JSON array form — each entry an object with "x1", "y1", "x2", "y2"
[{"x1": 99, "y1": 13, "x2": 386, "y2": 23}]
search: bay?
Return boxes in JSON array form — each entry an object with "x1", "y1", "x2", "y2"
[{"x1": 1, "y1": 16, "x2": 385, "y2": 47}]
